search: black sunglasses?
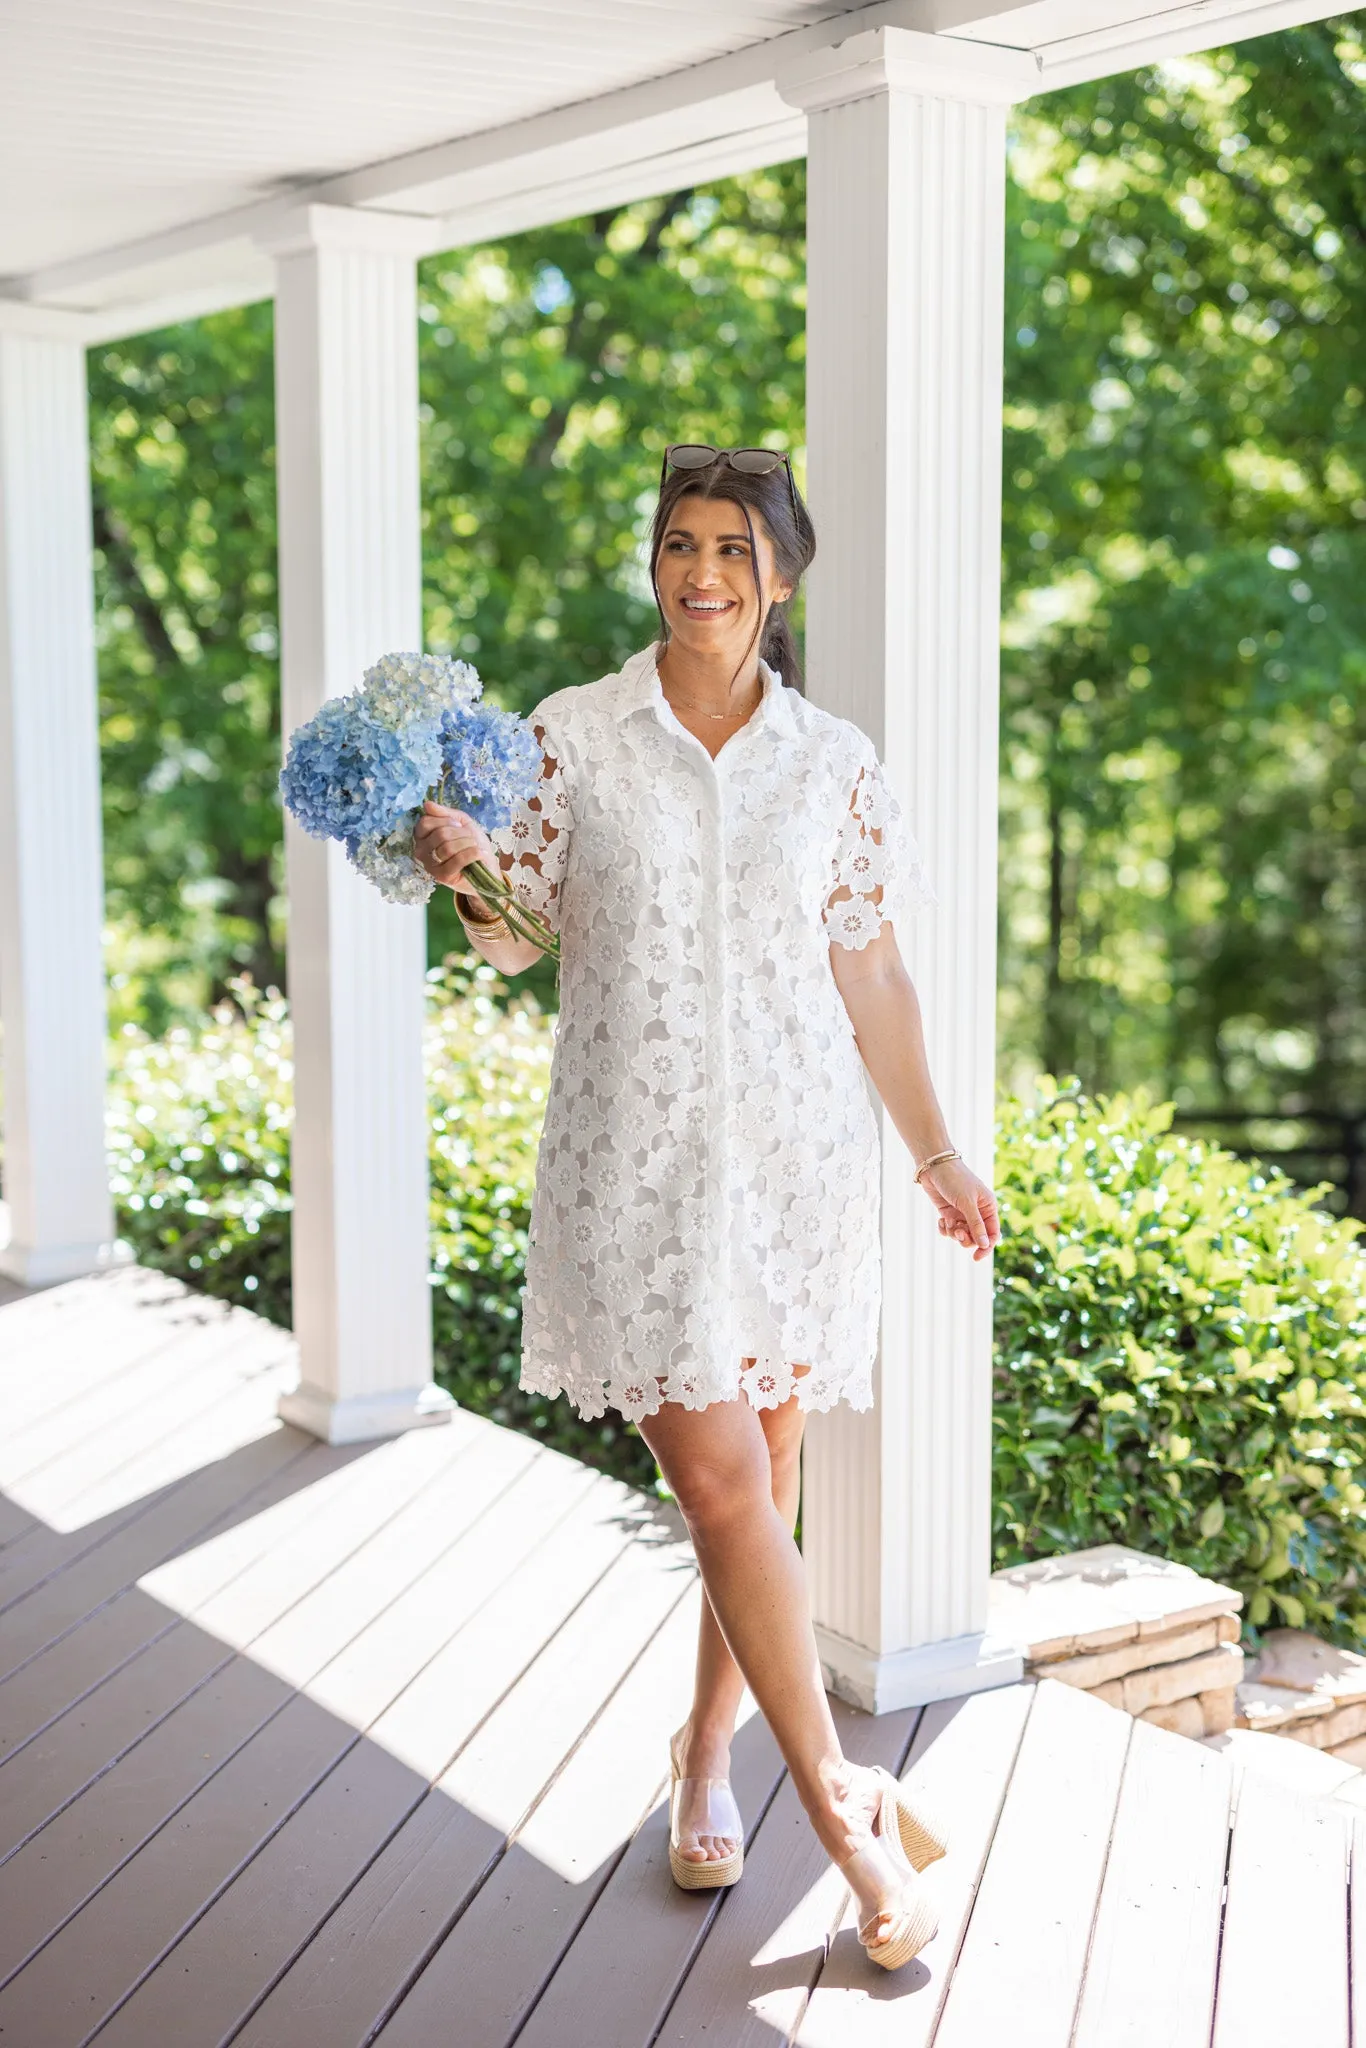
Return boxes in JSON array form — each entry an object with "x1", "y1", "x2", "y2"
[{"x1": 661, "y1": 443, "x2": 800, "y2": 525}]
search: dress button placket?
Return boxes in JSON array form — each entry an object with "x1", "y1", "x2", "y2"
[{"x1": 699, "y1": 750, "x2": 732, "y2": 1356}]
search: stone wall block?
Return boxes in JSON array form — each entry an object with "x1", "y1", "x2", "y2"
[{"x1": 1120, "y1": 1643, "x2": 1244, "y2": 1716}]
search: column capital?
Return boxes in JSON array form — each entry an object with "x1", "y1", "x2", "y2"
[
  {"x1": 255, "y1": 202, "x2": 438, "y2": 263},
  {"x1": 778, "y1": 24, "x2": 1039, "y2": 115},
  {"x1": 0, "y1": 300, "x2": 94, "y2": 343}
]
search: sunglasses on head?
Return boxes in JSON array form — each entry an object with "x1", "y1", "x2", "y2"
[{"x1": 661, "y1": 443, "x2": 800, "y2": 525}]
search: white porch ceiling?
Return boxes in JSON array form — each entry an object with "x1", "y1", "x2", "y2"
[
  {"x1": 0, "y1": 0, "x2": 854, "y2": 278},
  {"x1": 0, "y1": 0, "x2": 1348, "y2": 340}
]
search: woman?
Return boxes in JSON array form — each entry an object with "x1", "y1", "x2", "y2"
[{"x1": 413, "y1": 445, "x2": 999, "y2": 1971}]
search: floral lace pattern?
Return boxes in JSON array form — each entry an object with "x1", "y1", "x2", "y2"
[{"x1": 488, "y1": 645, "x2": 933, "y2": 1424}]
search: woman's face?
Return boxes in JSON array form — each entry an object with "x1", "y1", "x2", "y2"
[{"x1": 654, "y1": 493, "x2": 792, "y2": 662}]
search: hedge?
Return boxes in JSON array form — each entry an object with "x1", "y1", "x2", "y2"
[
  {"x1": 994, "y1": 1081, "x2": 1366, "y2": 1642},
  {"x1": 107, "y1": 987, "x2": 1366, "y2": 1636}
]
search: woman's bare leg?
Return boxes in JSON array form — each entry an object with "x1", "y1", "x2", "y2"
[
  {"x1": 636, "y1": 1390, "x2": 887, "y2": 1905},
  {"x1": 668, "y1": 1382, "x2": 805, "y2": 1863}
]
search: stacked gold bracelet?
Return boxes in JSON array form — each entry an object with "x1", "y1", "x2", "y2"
[{"x1": 456, "y1": 891, "x2": 511, "y2": 945}]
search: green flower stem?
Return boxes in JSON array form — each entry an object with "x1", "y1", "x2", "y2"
[{"x1": 460, "y1": 859, "x2": 560, "y2": 960}]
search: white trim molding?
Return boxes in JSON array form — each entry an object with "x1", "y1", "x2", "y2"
[
  {"x1": 779, "y1": 24, "x2": 1041, "y2": 111},
  {"x1": 816, "y1": 1624, "x2": 1024, "y2": 1716},
  {"x1": 788, "y1": 27, "x2": 1013, "y2": 1715},
  {"x1": 0, "y1": 312, "x2": 117, "y2": 1287},
  {"x1": 264, "y1": 205, "x2": 452, "y2": 1446}
]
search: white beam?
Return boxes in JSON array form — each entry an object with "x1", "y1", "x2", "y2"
[
  {"x1": 0, "y1": 305, "x2": 116, "y2": 1286},
  {"x1": 264, "y1": 203, "x2": 452, "y2": 1446},
  {"x1": 782, "y1": 27, "x2": 1031, "y2": 1714},
  {"x1": 3, "y1": 0, "x2": 1345, "y2": 336}
]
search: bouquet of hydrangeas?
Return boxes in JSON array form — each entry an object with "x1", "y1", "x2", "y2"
[{"x1": 279, "y1": 651, "x2": 557, "y2": 957}]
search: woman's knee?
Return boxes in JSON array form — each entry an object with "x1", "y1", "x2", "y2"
[{"x1": 649, "y1": 1425, "x2": 771, "y2": 1544}]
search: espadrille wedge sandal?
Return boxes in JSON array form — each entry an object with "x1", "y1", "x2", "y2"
[
  {"x1": 840, "y1": 1771, "x2": 939, "y2": 1972},
  {"x1": 884, "y1": 1766, "x2": 950, "y2": 1871},
  {"x1": 668, "y1": 1730, "x2": 744, "y2": 1891}
]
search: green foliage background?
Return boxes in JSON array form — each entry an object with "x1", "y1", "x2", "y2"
[
  {"x1": 90, "y1": 20, "x2": 1366, "y2": 1122},
  {"x1": 994, "y1": 1083, "x2": 1366, "y2": 1640}
]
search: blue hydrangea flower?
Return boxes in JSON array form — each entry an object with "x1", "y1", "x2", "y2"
[
  {"x1": 279, "y1": 652, "x2": 550, "y2": 941},
  {"x1": 279, "y1": 693, "x2": 441, "y2": 846},
  {"x1": 437, "y1": 703, "x2": 543, "y2": 830}
]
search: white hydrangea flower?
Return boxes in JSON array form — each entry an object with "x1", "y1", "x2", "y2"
[
  {"x1": 348, "y1": 821, "x2": 435, "y2": 906},
  {"x1": 359, "y1": 651, "x2": 482, "y2": 731}
]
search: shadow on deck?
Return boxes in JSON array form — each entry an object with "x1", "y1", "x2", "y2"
[{"x1": 0, "y1": 1267, "x2": 1356, "y2": 2047}]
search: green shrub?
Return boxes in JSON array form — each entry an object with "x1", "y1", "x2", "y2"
[
  {"x1": 107, "y1": 962, "x2": 654, "y2": 1489},
  {"x1": 994, "y1": 1080, "x2": 1366, "y2": 1642}
]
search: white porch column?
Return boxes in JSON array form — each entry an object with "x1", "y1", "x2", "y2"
[
  {"x1": 259, "y1": 204, "x2": 452, "y2": 1444},
  {"x1": 0, "y1": 305, "x2": 115, "y2": 1287},
  {"x1": 781, "y1": 30, "x2": 1037, "y2": 1711}
]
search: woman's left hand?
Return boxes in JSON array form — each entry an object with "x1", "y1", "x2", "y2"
[{"x1": 920, "y1": 1158, "x2": 1000, "y2": 1261}]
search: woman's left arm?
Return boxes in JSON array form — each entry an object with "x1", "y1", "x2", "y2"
[{"x1": 829, "y1": 927, "x2": 1001, "y2": 1260}]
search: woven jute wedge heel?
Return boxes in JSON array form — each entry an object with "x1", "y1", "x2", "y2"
[
  {"x1": 888, "y1": 1771, "x2": 950, "y2": 1871},
  {"x1": 668, "y1": 1732, "x2": 744, "y2": 1892},
  {"x1": 840, "y1": 1774, "x2": 940, "y2": 1972}
]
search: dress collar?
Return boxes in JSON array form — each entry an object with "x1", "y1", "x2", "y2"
[{"x1": 613, "y1": 643, "x2": 798, "y2": 737}]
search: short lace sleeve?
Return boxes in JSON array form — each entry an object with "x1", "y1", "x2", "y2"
[
  {"x1": 823, "y1": 754, "x2": 935, "y2": 950},
  {"x1": 486, "y1": 718, "x2": 574, "y2": 932}
]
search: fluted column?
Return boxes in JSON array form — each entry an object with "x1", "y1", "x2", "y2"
[
  {"x1": 259, "y1": 204, "x2": 451, "y2": 1444},
  {"x1": 781, "y1": 29, "x2": 1036, "y2": 1711},
  {"x1": 0, "y1": 306, "x2": 115, "y2": 1287}
]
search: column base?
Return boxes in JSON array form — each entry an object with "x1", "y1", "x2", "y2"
[
  {"x1": 0, "y1": 1233, "x2": 131, "y2": 1288},
  {"x1": 817, "y1": 1623, "x2": 1024, "y2": 1716},
  {"x1": 277, "y1": 1378, "x2": 456, "y2": 1445}
]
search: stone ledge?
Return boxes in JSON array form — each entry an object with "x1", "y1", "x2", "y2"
[
  {"x1": 991, "y1": 1545, "x2": 1245, "y2": 1742},
  {"x1": 990, "y1": 1544, "x2": 1242, "y2": 1666}
]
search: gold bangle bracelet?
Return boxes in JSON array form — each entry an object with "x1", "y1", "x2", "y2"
[
  {"x1": 455, "y1": 891, "x2": 504, "y2": 929},
  {"x1": 914, "y1": 1147, "x2": 960, "y2": 1185},
  {"x1": 460, "y1": 915, "x2": 510, "y2": 943}
]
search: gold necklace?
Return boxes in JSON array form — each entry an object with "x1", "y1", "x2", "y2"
[{"x1": 663, "y1": 688, "x2": 760, "y2": 722}]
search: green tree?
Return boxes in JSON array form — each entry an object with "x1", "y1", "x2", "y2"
[
  {"x1": 999, "y1": 17, "x2": 1366, "y2": 1119},
  {"x1": 91, "y1": 307, "x2": 281, "y2": 1032}
]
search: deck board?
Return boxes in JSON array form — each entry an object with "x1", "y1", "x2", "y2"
[
  {"x1": 932, "y1": 1679, "x2": 1132, "y2": 2048},
  {"x1": 1072, "y1": 1718, "x2": 1233, "y2": 2048},
  {"x1": 1212, "y1": 1769, "x2": 1350, "y2": 2048},
  {"x1": 0, "y1": 1271, "x2": 1358, "y2": 2046}
]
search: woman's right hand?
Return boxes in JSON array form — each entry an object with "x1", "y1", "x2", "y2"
[{"x1": 412, "y1": 801, "x2": 498, "y2": 893}]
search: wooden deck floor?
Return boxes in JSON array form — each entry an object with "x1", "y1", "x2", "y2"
[{"x1": 0, "y1": 1267, "x2": 1360, "y2": 2047}]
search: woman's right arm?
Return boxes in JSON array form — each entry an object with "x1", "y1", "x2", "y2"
[{"x1": 412, "y1": 800, "x2": 545, "y2": 975}]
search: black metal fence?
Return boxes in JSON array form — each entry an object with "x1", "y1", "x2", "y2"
[{"x1": 1169, "y1": 1110, "x2": 1366, "y2": 1222}]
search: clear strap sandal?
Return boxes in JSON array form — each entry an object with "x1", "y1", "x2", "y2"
[
  {"x1": 668, "y1": 1730, "x2": 744, "y2": 1891},
  {"x1": 839, "y1": 1768, "x2": 940, "y2": 1971}
]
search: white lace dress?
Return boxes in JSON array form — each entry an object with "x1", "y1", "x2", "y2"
[{"x1": 487, "y1": 644, "x2": 933, "y2": 1422}]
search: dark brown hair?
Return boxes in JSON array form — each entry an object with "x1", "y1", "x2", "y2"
[{"x1": 648, "y1": 455, "x2": 817, "y2": 690}]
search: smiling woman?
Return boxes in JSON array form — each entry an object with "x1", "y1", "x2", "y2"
[{"x1": 410, "y1": 442, "x2": 999, "y2": 1973}]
